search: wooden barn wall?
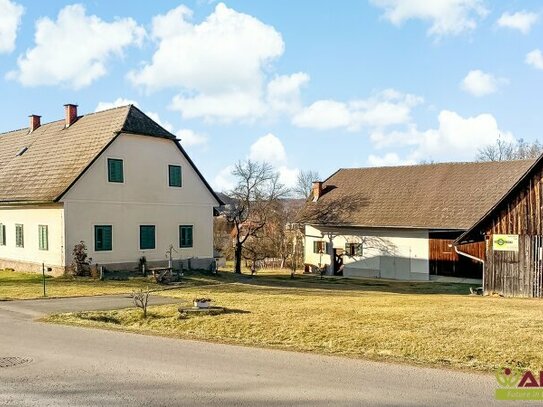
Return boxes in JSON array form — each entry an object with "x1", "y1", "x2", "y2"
[
  {"x1": 485, "y1": 235, "x2": 543, "y2": 298},
  {"x1": 429, "y1": 238, "x2": 484, "y2": 278},
  {"x1": 477, "y1": 164, "x2": 543, "y2": 297},
  {"x1": 485, "y1": 166, "x2": 543, "y2": 236}
]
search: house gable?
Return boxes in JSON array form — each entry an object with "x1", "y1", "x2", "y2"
[
  {"x1": 0, "y1": 104, "x2": 221, "y2": 207},
  {"x1": 60, "y1": 133, "x2": 219, "y2": 206}
]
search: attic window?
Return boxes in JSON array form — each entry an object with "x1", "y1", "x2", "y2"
[{"x1": 16, "y1": 147, "x2": 28, "y2": 157}]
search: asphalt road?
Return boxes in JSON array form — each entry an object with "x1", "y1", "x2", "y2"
[{"x1": 0, "y1": 295, "x2": 517, "y2": 406}]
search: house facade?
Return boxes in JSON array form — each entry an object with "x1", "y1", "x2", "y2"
[
  {"x1": 300, "y1": 161, "x2": 533, "y2": 281},
  {"x1": 456, "y1": 154, "x2": 543, "y2": 297},
  {"x1": 0, "y1": 104, "x2": 221, "y2": 275}
]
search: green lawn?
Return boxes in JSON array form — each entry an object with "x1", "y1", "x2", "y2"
[
  {"x1": 0, "y1": 269, "x2": 162, "y2": 300},
  {"x1": 44, "y1": 270, "x2": 543, "y2": 372}
]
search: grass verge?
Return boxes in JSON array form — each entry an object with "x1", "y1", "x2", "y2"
[
  {"x1": 44, "y1": 270, "x2": 543, "y2": 372},
  {"x1": 0, "y1": 269, "x2": 162, "y2": 300}
]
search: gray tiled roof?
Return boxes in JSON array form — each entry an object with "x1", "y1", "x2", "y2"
[
  {"x1": 0, "y1": 105, "x2": 177, "y2": 203},
  {"x1": 299, "y1": 160, "x2": 534, "y2": 230}
]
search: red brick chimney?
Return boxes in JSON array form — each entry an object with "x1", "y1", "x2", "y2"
[
  {"x1": 64, "y1": 104, "x2": 78, "y2": 127},
  {"x1": 29, "y1": 114, "x2": 41, "y2": 132},
  {"x1": 312, "y1": 181, "x2": 323, "y2": 202}
]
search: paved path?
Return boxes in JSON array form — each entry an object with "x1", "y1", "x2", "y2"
[{"x1": 0, "y1": 295, "x2": 518, "y2": 406}]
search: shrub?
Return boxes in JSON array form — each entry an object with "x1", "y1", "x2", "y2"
[{"x1": 72, "y1": 241, "x2": 91, "y2": 276}]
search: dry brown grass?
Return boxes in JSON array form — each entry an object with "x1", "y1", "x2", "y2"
[
  {"x1": 45, "y1": 270, "x2": 543, "y2": 372},
  {"x1": 0, "y1": 270, "x2": 161, "y2": 300}
]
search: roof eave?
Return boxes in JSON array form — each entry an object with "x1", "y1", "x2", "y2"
[
  {"x1": 307, "y1": 222, "x2": 467, "y2": 231},
  {"x1": 454, "y1": 155, "x2": 543, "y2": 246},
  {"x1": 0, "y1": 200, "x2": 57, "y2": 206}
]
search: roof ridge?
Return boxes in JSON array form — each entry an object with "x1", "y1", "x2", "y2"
[
  {"x1": 81, "y1": 104, "x2": 132, "y2": 118},
  {"x1": 336, "y1": 159, "x2": 535, "y2": 172},
  {"x1": 0, "y1": 105, "x2": 132, "y2": 137}
]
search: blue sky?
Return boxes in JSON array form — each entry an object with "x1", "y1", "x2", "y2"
[{"x1": 0, "y1": 0, "x2": 542, "y2": 191}]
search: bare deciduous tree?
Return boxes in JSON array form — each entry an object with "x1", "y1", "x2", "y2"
[
  {"x1": 293, "y1": 169, "x2": 320, "y2": 199},
  {"x1": 477, "y1": 137, "x2": 543, "y2": 162},
  {"x1": 225, "y1": 160, "x2": 289, "y2": 274},
  {"x1": 131, "y1": 287, "x2": 150, "y2": 318}
]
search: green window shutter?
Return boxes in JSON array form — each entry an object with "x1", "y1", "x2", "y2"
[
  {"x1": 95, "y1": 225, "x2": 112, "y2": 251},
  {"x1": 314, "y1": 241, "x2": 327, "y2": 253},
  {"x1": 179, "y1": 225, "x2": 193, "y2": 248},
  {"x1": 15, "y1": 224, "x2": 24, "y2": 248},
  {"x1": 0, "y1": 224, "x2": 5, "y2": 246},
  {"x1": 140, "y1": 225, "x2": 156, "y2": 250},
  {"x1": 38, "y1": 225, "x2": 48, "y2": 251},
  {"x1": 108, "y1": 159, "x2": 124, "y2": 183},
  {"x1": 169, "y1": 165, "x2": 182, "y2": 187},
  {"x1": 356, "y1": 243, "x2": 363, "y2": 256}
]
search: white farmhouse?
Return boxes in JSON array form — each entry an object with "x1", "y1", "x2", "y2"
[
  {"x1": 0, "y1": 104, "x2": 221, "y2": 275},
  {"x1": 299, "y1": 161, "x2": 533, "y2": 281}
]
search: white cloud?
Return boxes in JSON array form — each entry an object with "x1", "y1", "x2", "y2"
[
  {"x1": 248, "y1": 133, "x2": 298, "y2": 187},
  {"x1": 129, "y1": 3, "x2": 287, "y2": 122},
  {"x1": 213, "y1": 165, "x2": 236, "y2": 192},
  {"x1": 371, "y1": 110, "x2": 513, "y2": 162},
  {"x1": 292, "y1": 100, "x2": 350, "y2": 130},
  {"x1": 146, "y1": 112, "x2": 174, "y2": 132},
  {"x1": 266, "y1": 72, "x2": 310, "y2": 115},
  {"x1": 0, "y1": 0, "x2": 23, "y2": 53},
  {"x1": 497, "y1": 11, "x2": 538, "y2": 34},
  {"x1": 526, "y1": 49, "x2": 543, "y2": 70},
  {"x1": 461, "y1": 70, "x2": 506, "y2": 97},
  {"x1": 248, "y1": 133, "x2": 287, "y2": 164},
  {"x1": 292, "y1": 89, "x2": 423, "y2": 131},
  {"x1": 367, "y1": 153, "x2": 416, "y2": 167},
  {"x1": 171, "y1": 91, "x2": 267, "y2": 122},
  {"x1": 7, "y1": 4, "x2": 144, "y2": 88},
  {"x1": 277, "y1": 166, "x2": 298, "y2": 188},
  {"x1": 413, "y1": 110, "x2": 513, "y2": 160},
  {"x1": 95, "y1": 98, "x2": 138, "y2": 112},
  {"x1": 370, "y1": 0, "x2": 487, "y2": 37},
  {"x1": 177, "y1": 129, "x2": 208, "y2": 147},
  {"x1": 213, "y1": 133, "x2": 298, "y2": 191}
]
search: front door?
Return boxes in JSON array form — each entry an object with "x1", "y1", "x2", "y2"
[{"x1": 333, "y1": 249, "x2": 344, "y2": 276}]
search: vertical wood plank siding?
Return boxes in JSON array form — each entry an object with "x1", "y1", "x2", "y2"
[
  {"x1": 479, "y1": 166, "x2": 543, "y2": 297},
  {"x1": 429, "y1": 238, "x2": 484, "y2": 278}
]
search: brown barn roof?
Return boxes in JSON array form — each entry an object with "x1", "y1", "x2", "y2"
[
  {"x1": 456, "y1": 153, "x2": 543, "y2": 243},
  {"x1": 299, "y1": 160, "x2": 534, "y2": 230},
  {"x1": 0, "y1": 105, "x2": 221, "y2": 205}
]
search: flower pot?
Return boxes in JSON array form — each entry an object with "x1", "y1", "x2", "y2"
[{"x1": 194, "y1": 301, "x2": 210, "y2": 309}]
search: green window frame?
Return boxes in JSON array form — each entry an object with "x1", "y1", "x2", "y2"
[
  {"x1": 94, "y1": 225, "x2": 112, "y2": 251},
  {"x1": 345, "y1": 243, "x2": 363, "y2": 256},
  {"x1": 313, "y1": 241, "x2": 328, "y2": 254},
  {"x1": 168, "y1": 165, "x2": 182, "y2": 187},
  {"x1": 107, "y1": 158, "x2": 124, "y2": 183},
  {"x1": 179, "y1": 225, "x2": 193, "y2": 248},
  {"x1": 139, "y1": 225, "x2": 156, "y2": 250},
  {"x1": 38, "y1": 225, "x2": 49, "y2": 251},
  {"x1": 15, "y1": 224, "x2": 24, "y2": 248},
  {"x1": 0, "y1": 223, "x2": 5, "y2": 246}
]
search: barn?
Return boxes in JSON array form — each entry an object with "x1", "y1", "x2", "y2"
[
  {"x1": 299, "y1": 160, "x2": 533, "y2": 281},
  {"x1": 456, "y1": 153, "x2": 543, "y2": 297}
]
